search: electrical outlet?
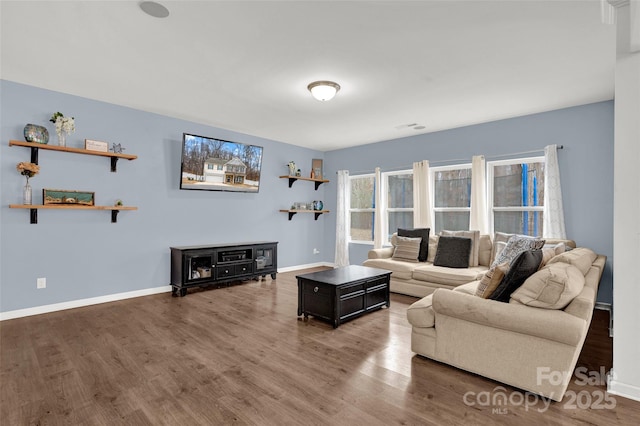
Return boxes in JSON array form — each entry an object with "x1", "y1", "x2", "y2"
[
  {"x1": 313, "y1": 248, "x2": 320, "y2": 255},
  {"x1": 37, "y1": 277, "x2": 46, "y2": 289}
]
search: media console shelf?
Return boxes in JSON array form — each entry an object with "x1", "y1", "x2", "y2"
[{"x1": 170, "y1": 241, "x2": 278, "y2": 297}]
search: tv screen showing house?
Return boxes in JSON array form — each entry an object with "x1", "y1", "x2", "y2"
[{"x1": 180, "y1": 133, "x2": 263, "y2": 193}]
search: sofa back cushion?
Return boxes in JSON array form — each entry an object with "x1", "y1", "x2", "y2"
[
  {"x1": 547, "y1": 247, "x2": 598, "y2": 276},
  {"x1": 433, "y1": 236, "x2": 472, "y2": 268},
  {"x1": 398, "y1": 228, "x2": 430, "y2": 262},
  {"x1": 510, "y1": 262, "x2": 585, "y2": 309},
  {"x1": 489, "y1": 249, "x2": 543, "y2": 302},
  {"x1": 440, "y1": 230, "x2": 480, "y2": 266},
  {"x1": 478, "y1": 234, "x2": 492, "y2": 266},
  {"x1": 427, "y1": 235, "x2": 439, "y2": 263},
  {"x1": 392, "y1": 236, "x2": 422, "y2": 263}
]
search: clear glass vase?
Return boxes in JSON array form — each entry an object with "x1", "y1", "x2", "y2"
[
  {"x1": 57, "y1": 132, "x2": 66, "y2": 147},
  {"x1": 23, "y1": 181, "x2": 32, "y2": 205}
]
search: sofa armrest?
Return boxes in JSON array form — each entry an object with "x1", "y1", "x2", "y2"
[
  {"x1": 431, "y1": 289, "x2": 587, "y2": 346},
  {"x1": 368, "y1": 247, "x2": 394, "y2": 259}
]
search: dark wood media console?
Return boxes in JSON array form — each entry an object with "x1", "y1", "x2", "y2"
[{"x1": 170, "y1": 241, "x2": 278, "y2": 296}]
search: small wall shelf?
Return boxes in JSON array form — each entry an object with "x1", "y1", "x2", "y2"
[
  {"x1": 279, "y1": 175, "x2": 329, "y2": 190},
  {"x1": 280, "y1": 209, "x2": 329, "y2": 221},
  {"x1": 9, "y1": 140, "x2": 137, "y2": 172},
  {"x1": 9, "y1": 204, "x2": 137, "y2": 224}
]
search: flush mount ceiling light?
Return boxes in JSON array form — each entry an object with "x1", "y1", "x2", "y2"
[
  {"x1": 307, "y1": 81, "x2": 341, "y2": 101},
  {"x1": 140, "y1": 1, "x2": 170, "y2": 18}
]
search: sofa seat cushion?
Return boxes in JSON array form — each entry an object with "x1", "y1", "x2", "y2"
[
  {"x1": 362, "y1": 258, "x2": 416, "y2": 280},
  {"x1": 406, "y1": 294, "x2": 435, "y2": 328},
  {"x1": 413, "y1": 264, "x2": 488, "y2": 286},
  {"x1": 452, "y1": 281, "x2": 480, "y2": 295}
]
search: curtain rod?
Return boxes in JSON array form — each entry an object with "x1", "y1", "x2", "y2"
[{"x1": 342, "y1": 145, "x2": 563, "y2": 175}]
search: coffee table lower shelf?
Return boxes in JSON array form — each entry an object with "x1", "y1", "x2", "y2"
[{"x1": 296, "y1": 265, "x2": 391, "y2": 328}]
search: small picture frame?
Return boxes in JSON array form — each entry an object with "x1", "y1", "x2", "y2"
[
  {"x1": 84, "y1": 139, "x2": 109, "y2": 152},
  {"x1": 43, "y1": 189, "x2": 95, "y2": 206},
  {"x1": 312, "y1": 158, "x2": 323, "y2": 180}
]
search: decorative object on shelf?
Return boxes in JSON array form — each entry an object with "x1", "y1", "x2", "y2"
[
  {"x1": 85, "y1": 139, "x2": 109, "y2": 152},
  {"x1": 313, "y1": 200, "x2": 324, "y2": 211},
  {"x1": 115, "y1": 199, "x2": 123, "y2": 206},
  {"x1": 288, "y1": 161, "x2": 296, "y2": 176},
  {"x1": 23, "y1": 124, "x2": 49, "y2": 144},
  {"x1": 295, "y1": 169, "x2": 301, "y2": 177},
  {"x1": 43, "y1": 189, "x2": 95, "y2": 206},
  {"x1": 16, "y1": 162, "x2": 40, "y2": 205},
  {"x1": 111, "y1": 143, "x2": 125, "y2": 154},
  {"x1": 49, "y1": 112, "x2": 75, "y2": 147},
  {"x1": 312, "y1": 158, "x2": 323, "y2": 179}
]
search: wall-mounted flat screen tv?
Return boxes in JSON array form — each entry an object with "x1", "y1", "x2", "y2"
[{"x1": 180, "y1": 133, "x2": 263, "y2": 193}]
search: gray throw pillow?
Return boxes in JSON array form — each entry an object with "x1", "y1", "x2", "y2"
[
  {"x1": 433, "y1": 236, "x2": 472, "y2": 269},
  {"x1": 392, "y1": 236, "x2": 422, "y2": 263},
  {"x1": 398, "y1": 228, "x2": 430, "y2": 262}
]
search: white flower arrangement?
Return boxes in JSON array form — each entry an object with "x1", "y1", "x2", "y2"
[{"x1": 49, "y1": 112, "x2": 75, "y2": 136}]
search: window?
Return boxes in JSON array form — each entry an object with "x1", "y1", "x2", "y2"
[
  {"x1": 488, "y1": 157, "x2": 545, "y2": 236},
  {"x1": 431, "y1": 164, "x2": 472, "y2": 233},
  {"x1": 384, "y1": 170, "x2": 413, "y2": 241},
  {"x1": 349, "y1": 174, "x2": 375, "y2": 242},
  {"x1": 207, "y1": 164, "x2": 213, "y2": 170}
]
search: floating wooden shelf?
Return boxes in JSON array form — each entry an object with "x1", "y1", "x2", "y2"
[
  {"x1": 280, "y1": 209, "x2": 329, "y2": 221},
  {"x1": 9, "y1": 204, "x2": 137, "y2": 224},
  {"x1": 279, "y1": 175, "x2": 329, "y2": 190},
  {"x1": 9, "y1": 140, "x2": 137, "y2": 172}
]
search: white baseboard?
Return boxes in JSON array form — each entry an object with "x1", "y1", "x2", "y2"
[
  {"x1": 0, "y1": 262, "x2": 336, "y2": 321},
  {"x1": 278, "y1": 262, "x2": 334, "y2": 273},
  {"x1": 608, "y1": 375, "x2": 640, "y2": 402},
  {"x1": 0, "y1": 286, "x2": 172, "y2": 321}
]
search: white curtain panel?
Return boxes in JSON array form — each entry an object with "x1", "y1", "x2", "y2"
[
  {"x1": 334, "y1": 170, "x2": 351, "y2": 267},
  {"x1": 470, "y1": 155, "x2": 488, "y2": 234},
  {"x1": 374, "y1": 167, "x2": 384, "y2": 249},
  {"x1": 412, "y1": 160, "x2": 433, "y2": 228},
  {"x1": 543, "y1": 144, "x2": 567, "y2": 239}
]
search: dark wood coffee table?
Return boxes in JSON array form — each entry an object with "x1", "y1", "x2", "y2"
[{"x1": 296, "y1": 265, "x2": 391, "y2": 328}]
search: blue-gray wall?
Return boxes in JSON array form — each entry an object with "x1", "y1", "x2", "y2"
[
  {"x1": 0, "y1": 80, "x2": 329, "y2": 313},
  {"x1": 322, "y1": 101, "x2": 614, "y2": 304},
  {"x1": 0, "y1": 81, "x2": 614, "y2": 312}
]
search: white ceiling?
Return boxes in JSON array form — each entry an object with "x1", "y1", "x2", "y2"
[{"x1": 0, "y1": 1, "x2": 615, "y2": 151}]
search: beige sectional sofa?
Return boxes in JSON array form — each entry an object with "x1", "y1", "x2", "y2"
[
  {"x1": 363, "y1": 233, "x2": 575, "y2": 298},
  {"x1": 406, "y1": 248, "x2": 605, "y2": 401},
  {"x1": 363, "y1": 232, "x2": 603, "y2": 401}
]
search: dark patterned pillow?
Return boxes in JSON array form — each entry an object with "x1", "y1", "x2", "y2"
[
  {"x1": 433, "y1": 236, "x2": 472, "y2": 268},
  {"x1": 489, "y1": 249, "x2": 543, "y2": 302},
  {"x1": 491, "y1": 235, "x2": 545, "y2": 268},
  {"x1": 398, "y1": 228, "x2": 430, "y2": 262}
]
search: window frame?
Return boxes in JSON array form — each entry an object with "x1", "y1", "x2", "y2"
[
  {"x1": 430, "y1": 163, "x2": 472, "y2": 233},
  {"x1": 487, "y1": 156, "x2": 545, "y2": 236},
  {"x1": 348, "y1": 173, "x2": 376, "y2": 244},
  {"x1": 382, "y1": 169, "x2": 414, "y2": 245}
]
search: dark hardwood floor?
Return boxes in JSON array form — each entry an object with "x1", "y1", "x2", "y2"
[{"x1": 1, "y1": 267, "x2": 638, "y2": 425}]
